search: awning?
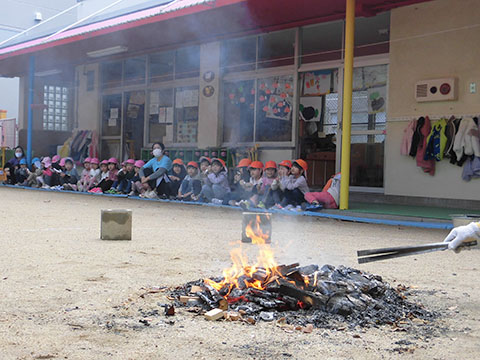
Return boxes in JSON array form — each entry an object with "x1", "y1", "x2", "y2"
[{"x1": 0, "y1": 0, "x2": 432, "y2": 77}]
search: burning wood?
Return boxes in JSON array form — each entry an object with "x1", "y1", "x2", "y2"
[{"x1": 169, "y1": 219, "x2": 434, "y2": 329}]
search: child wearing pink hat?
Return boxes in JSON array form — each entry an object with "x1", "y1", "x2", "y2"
[
  {"x1": 86, "y1": 158, "x2": 101, "y2": 190},
  {"x1": 117, "y1": 159, "x2": 135, "y2": 194},
  {"x1": 129, "y1": 160, "x2": 145, "y2": 196},
  {"x1": 89, "y1": 160, "x2": 108, "y2": 193},
  {"x1": 40, "y1": 157, "x2": 53, "y2": 188},
  {"x1": 77, "y1": 158, "x2": 92, "y2": 192},
  {"x1": 98, "y1": 158, "x2": 118, "y2": 193}
]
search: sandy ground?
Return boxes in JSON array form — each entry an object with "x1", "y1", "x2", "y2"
[{"x1": 0, "y1": 187, "x2": 479, "y2": 360}]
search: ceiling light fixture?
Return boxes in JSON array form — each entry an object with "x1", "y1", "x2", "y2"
[{"x1": 87, "y1": 45, "x2": 128, "y2": 58}]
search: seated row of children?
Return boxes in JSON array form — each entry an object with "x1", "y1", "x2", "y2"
[{"x1": 2, "y1": 143, "x2": 340, "y2": 209}]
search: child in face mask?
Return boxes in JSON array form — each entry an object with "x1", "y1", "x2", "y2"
[
  {"x1": 77, "y1": 158, "x2": 91, "y2": 192},
  {"x1": 178, "y1": 161, "x2": 202, "y2": 201},
  {"x1": 60, "y1": 158, "x2": 79, "y2": 190},
  {"x1": 197, "y1": 158, "x2": 230, "y2": 204},
  {"x1": 117, "y1": 159, "x2": 135, "y2": 194}
]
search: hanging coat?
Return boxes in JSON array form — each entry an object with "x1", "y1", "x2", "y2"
[
  {"x1": 401, "y1": 119, "x2": 417, "y2": 156},
  {"x1": 453, "y1": 117, "x2": 480, "y2": 160},
  {"x1": 416, "y1": 116, "x2": 435, "y2": 176},
  {"x1": 409, "y1": 117, "x2": 425, "y2": 157},
  {"x1": 424, "y1": 118, "x2": 447, "y2": 161}
]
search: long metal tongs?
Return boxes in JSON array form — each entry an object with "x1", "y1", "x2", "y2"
[{"x1": 357, "y1": 240, "x2": 478, "y2": 264}]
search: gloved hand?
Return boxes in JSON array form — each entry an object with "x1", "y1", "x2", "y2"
[{"x1": 443, "y1": 222, "x2": 480, "y2": 252}]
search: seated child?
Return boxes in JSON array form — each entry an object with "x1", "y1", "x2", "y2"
[
  {"x1": 77, "y1": 158, "x2": 91, "y2": 192},
  {"x1": 270, "y1": 160, "x2": 292, "y2": 207},
  {"x1": 26, "y1": 157, "x2": 43, "y2": 188},
  {"x1": 256, "y1": 161, "x2": 278, "y2": 209},
  {"x1": 198, "y1": 156, "x2": 211, "y2": 185},
  {"x1": 238, "y1": 161, "x2": 264, "y2": 209},
  {"x1": 60, "y1": 158, "x2": 79, "y2": 190},
  {"x1": 305, "y1": 173, "x2": 341, "y2": 209},
  {"x1": 236, "y1": 158, "x2": 252, "y2": 182},
  {"x1": 85, "y1": 158, "x2": 101, "y2": 191},
  {"x1": 99, "y1": 158, "x2": 118, "y2": 193},
  {"x1": 196, "y1": 158, "x2": 230, "y2": 203},
  {"x1": 169, "y1": 158, "x2": 187, "y2": 197},
  {"x1": 129, "y1": 160, "x2": 145, "y2": 196},
  {"x1": 117, "y1": 159, "x2": 135, "y2": 194},
  {"x1": 40, "y1": 157, "x2": 54, "y2": 187},
  {"x1": 279, "y1": 159, "x2": 309, "y2": 208},
  {"x1": 14, "y1": 158, "x2": 29, "y2": 186},
  {"x1": 51, "y1": 155, "x2": 62, "y2": 186},
  {"x1": 92, "y1": 160, "x2": 110, "y2": 193},
  {"x1": 178, "y1": 161, "x2": 202, "y2": 201}
]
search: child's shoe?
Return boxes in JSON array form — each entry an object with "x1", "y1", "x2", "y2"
[
  {"x1": 211, "y1": 198, "x2": 223, "y2": 205},
  {"x1": 239, "y1": 200, "x2": 250, "y2": 210},
  {"x1": 257, "y1": 201, "x2": 266, "y2": 209}
]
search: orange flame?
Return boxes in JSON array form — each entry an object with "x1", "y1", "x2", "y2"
[{"x1": 205, "y1": 215, "x2": 282, "y2": 296}]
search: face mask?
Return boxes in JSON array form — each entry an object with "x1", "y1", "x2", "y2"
[
  {"x1": 152, "y1": 148, "x2": 163, "y2": 157},
  {"x1": 15, "y1": 152, "x2": 22, "y2": 158}
]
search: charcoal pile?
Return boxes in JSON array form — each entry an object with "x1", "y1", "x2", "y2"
[{"x1": 170, "y1": 264, "x2": 435, "y2": 329}]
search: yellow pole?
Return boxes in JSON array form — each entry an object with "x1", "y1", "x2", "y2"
[{"x1": 339, "y1": 0, "x2": 355, "y2": 210}]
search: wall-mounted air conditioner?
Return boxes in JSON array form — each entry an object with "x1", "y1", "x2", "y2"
[{"x1": 415, "y1": 78, "x2": 457, "y2": 102}]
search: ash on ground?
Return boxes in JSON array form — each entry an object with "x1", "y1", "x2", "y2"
[{"x1": 169, "y1": 264, "x2": 436, "y2": 329}]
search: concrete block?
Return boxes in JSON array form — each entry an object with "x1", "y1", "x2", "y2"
[{"x1": 101, "y1": 209, "x2": 132, "y2": 240}]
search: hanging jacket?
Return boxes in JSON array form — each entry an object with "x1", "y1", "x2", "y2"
[
  {"x1": 462, "y1": 156, "x2": 480, "y2": 181},
  {"x1": 409, "y1": 116, "x2": 425, "y2": 157},
  {"x1": 424, "y1": 118, "x2": 447, "y2": 161},
  {"x1": 416, "y1": 116, "x2": 435, "y2": 176},
  {"x1": 453, "y1": 117, "x2": 480, "y2": 161},
  {"x1": 444, "y1": 116, "x2": 456, "y2": 158},
  {"x1": 448, "y1": 118, "x2": 463, "y2": 164},
  {"x1": 401, "y1": 118, "x2": 417, "y2": 156}
]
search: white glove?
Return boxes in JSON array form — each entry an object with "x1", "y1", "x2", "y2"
[{"x1": 443, "y1": 222, "x2": 480, "y2": 252}]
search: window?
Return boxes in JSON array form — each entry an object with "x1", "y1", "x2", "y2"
[
  {"x1": 175, "y1": 46, "x2": 200, "y2": 79},
  {"x1": 223, "y1": 80, "x2": 255, "y2": 143},
  {"x1": 354, "y1": 11, "x2": 390, "y2": 57},
  {"x1": 220, "y1": 29, "x2": 295, "y2": 74},
  {"x1": 258, "y1": 30, "x2": 295, "y2": 68},
  {"x1": 43, "y1": 85, "x2": 69, "y2": 131},
  {"x1": 301, "y1": 21, "x2": 343, "y2": 63},
  {"x1": 221, "y1": 37, "x2": 256, "y2": 73},
  {"x1": 124, "y1": 57, "x2": 146, "y2": 86},
  {"x1": 101, "y1": 61, "x2": 122, "y2": 89},
  {"x1": 149, "y1": 46, "x2": 200, "y2": 83},
  {"x1": 150, "y1": 51, "x2": 174, "y2": 83},
  {"x1": 101, "y1": 94, "x2": 122, "y2": 137},
  {"x1": 148, "y1": 86, "x2": 199, "y2": 144},
  {"x1": 223, "y1": 75, "x2": 294, "y2": 143}
]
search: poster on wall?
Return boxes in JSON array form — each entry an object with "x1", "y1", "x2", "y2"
[
  {"x1": 367, "y1": 86, "x2": 387, "y2": 114},
  {"x1": 166, "y1": 107, "x2": 174, "y2": 123},
  {"x1": 303, "y1": 71, "x2": 331, "y2": 96},
  {"x1": 158, "y1": 107, "x2": 166, "y2": 123},
  {"x1": 364, "y1": 65, "x2": 388, "y2": 88},
  {"x1": 265, "y1": 95, "x2": 292, "y2": 121},
  {"x1": 110, "y1": 108, "x2": 119, "y2": 119},
  {"x1": 299, "y1": 96, "x2": 323, "y2": 122}
]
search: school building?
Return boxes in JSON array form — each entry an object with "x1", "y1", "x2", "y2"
[{"x1": 0, "y1": 0, "x2": 479, "y2": 208}]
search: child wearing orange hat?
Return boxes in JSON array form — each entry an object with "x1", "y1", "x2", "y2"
[
  {"x1": 256, "y1": 160, "x2": 279, "y2": 209},
  {"x1": 196, "y1": 158, "x2": 230, "y2": 204},
  {"x1": 178, "y1": 161, "x2": 202, "y2": 201},
  {"x1": 270, "y1": 159, "x2": 292, "y2": 207},
  {"x1": 238, "y1": 161, "x2": 264, "y2": 209},
  {"x1": 279, "y1": 159, "x2": 309, "y2": 209},
  {"x1": 169, "y1": 158, "x2": 187, "y2": 197}
]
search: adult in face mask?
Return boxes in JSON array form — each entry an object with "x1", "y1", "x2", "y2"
[
  {"x1": 2, "y1": 146, "x2": 26, "y2": 185},
  {"x1": 139, "y1": 142, "x2": 173, "y2": 199}
]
